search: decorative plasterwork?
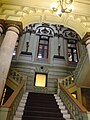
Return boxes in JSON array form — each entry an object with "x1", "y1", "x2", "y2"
[
  {"x1": 35, "y1": 66, "x2": 48, "y2": 73},
  {"x1": 23, "y1": 23, "x2": 81, "y2": 41},
  {"x1": 0, "y1": 0, "x2": 90, "y2": 38}
]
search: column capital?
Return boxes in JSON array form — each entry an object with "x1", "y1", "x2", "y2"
[
  {"x1": 0, "y1": 24, "x2": 3, "y2": 33},
  {"x1": 5, "y1": 20, "x2": 23, "y2": 36},
  {"x1": 81, "y1": 32, "x2": 90, "y2": 45},
  {"x1": 0, "y1": 19, "x2": 4, "y2": 33},
  {"x1": 0, "y1": 19, "x2": 23, "y2": 35}
]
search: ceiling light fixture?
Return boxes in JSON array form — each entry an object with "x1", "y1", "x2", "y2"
[{"x1": 50, "y1": 0, "x2": 74, "y2": 17}]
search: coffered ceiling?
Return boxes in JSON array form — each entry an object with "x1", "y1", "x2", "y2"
[{"x1": 0, "y1": 0, "x2": 90, "y2": 38}]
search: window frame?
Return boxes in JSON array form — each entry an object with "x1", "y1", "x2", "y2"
[
  {"x1": 67, "y1": 40, "x2": 78, "y2": 64},
  {"x1": 34, "y1": 72, "x2": 48, "y2": 87},
  {"x1": 37, "y1": 36, "x2": 49, "y2": 59}
]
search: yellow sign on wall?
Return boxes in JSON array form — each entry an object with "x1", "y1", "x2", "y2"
[{"x1": 35, "y1": 74, "x2": 46, "y2": 87}]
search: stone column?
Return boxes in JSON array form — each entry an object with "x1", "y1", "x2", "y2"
[
  {"x1": 85, "y1": 39, "x2": 90, "y2": 62},
  {"x1": 0, "y1": 24, "x2": 21, "y2": 101},
  {"x1": 82, "y1": 32, "x2": 90, "y2": 62},
  {"x1": 0, "y1": 24, "x2": 3, "y2": 46}
]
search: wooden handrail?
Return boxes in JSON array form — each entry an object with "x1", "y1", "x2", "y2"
[
  {"x1": 2, "y1": 80, "x2": 25, "y2": 108},
  {"x1": 59, "y1": 83, "x2": 87, "y2": 113}
]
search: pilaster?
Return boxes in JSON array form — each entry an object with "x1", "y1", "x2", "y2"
[{"x1": 81, "y1": 32, "x2": 90, "y2": 62}]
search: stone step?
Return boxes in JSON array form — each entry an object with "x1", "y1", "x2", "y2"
[
  {"x1": 21, "y1": 97, "x2": 28, "y2": 100},
  {"x1": 61, "y1": 109, "x2": 68, "y2": 114},
  {"x1": 63, "y1": 114, "x2": 71, "y2": 119},
  {"x1": 23, "y1": 94, "x2": 28, "y2": 97},
  {"x1": 17, "y1": 106, "x2": 25, "y2": 111},
  {"x1": 55, "y1": 96, "x2": 60, "y2": 100},
  {"x1": 57, "y1": 102, "x2": 63, "y2": 106},
  {"x1": 56, "y1": 99, "x2": 62, "y2": 102},
  {"x1": 59, "y1": 105, "x2": 65, "y2": 110},
  {"x1": 66, "y1": 118, "x2": 73, "y2": 120},
  {"x1": 13, "y1": 117, "x2": 22, "y2": 120},
  {"x1": 19, "y1": 102, "x2": 26, "y2": 107},
  {"x1": 15, "y1": 111, "x2": 23, "y2": 117},
  {"x1": 20, "y1": 99, "x2": 27, "y2": 103}
]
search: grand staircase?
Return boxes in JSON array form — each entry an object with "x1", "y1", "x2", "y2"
[{"x1": 13, "y1": 92, "x2": 72, "y2": 120}]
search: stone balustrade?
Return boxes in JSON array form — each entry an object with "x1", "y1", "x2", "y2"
[
  {"x1": 0, "y1": 80, "x2": 25, "y2": 120},
  {"x1": 74, "y1": 47, "x2": 87, "y2": 83},
  {"x1": 59, "y1": 83, "x2": 89, "y2": 120}
]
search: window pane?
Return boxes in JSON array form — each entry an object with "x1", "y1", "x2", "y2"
[
  {"x1": 68, "y1": 44, "x2": 75, "y2": 48},
  {"x1": 68, "y1": 49, "x2": 71, "y2": 53},
  {"x1": 38, "y1": 45, "x2": 43, "y2": 58},
  {"x1": 68, "y1": 53, "x2": 72, "y2": 61},
  {"x1": 67, "y1": 40, "x2": 78, "y2": 63},
  {"x1": 74, "y1": 54, "x2": 78, "y2": 62},
  {"x1": 73, "y1": 49, "x2": 77, "y2": 53},
  {"x1": 37, "y1": 37, "x2": 49, "y2": 59},
  {"x1": 68, "y1": 40, "x2": 76, "y2": 43},
  {"x1": 40, "y1": 40, "x2": 48, "y2": 44}
]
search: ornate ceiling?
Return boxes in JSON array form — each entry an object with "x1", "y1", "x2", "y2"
[{"x1": 0, "y1": 0, "x2": 90, "y2": 38}]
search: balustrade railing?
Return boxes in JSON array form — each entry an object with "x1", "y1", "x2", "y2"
[
  {"x1": 8, "y1": 69, "x2": 26, "y2": 84},
  {"x1": 57, "y1": 75, "x2": 74, "y2": 86},
  {"x1": 59, "y1": 83, "x2": 89, "y2": 120},
  {"x1": 74, "y1": 47, "x2": 87, "y2": 83},
  {"x1": 57, "y1": 75, "x2": 74, "y2": 95},
  {"x1": 0, "y1": 80, "x2": 26, "y2": 120}
]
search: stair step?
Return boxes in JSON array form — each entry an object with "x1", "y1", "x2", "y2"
[
  {"x1": 59, "y1": 105, "x2": 65, "y2": 109},
  {"x1": 17, "y1": 106, "x2": 25, "y2": 111},
  {"x1": 25, "y1": 102, "x2": 58, "y2": 107},
  {"x1": 23, "y1": 94, "x2": 28, "y2": 97},
  {"x1": 13, "y1": 117, "x2": 22, "y2": 120},
  {"x1": 23, "y1": 110, "x2": 63, "y2": 117},
  {"x1": 27, "y1": 97, "x2": 55, "y2": 101},
  {"x1": 19, "y1": 102, "x2": 26, "y2": 107},
  {"x1": 25, "y1": 106, "x2": 60, "y2": 112},
  {"x1": 65, "y1": 118, "x2": 73, "y2": 120},
  {"x1": 15, "y1": 111, "x2": 23, "y2": 117},
  {"x1": 20, "y1": 99, "x2": 27, "y2": 103},
  {"x1": 26, "y1": 99, "x2": 56, "y2": 103},
  {"x1": 57, "y1": 102, "x2": 63, "y2": 106},
  {"x1": 22, "y1": 116, "x2": 65, "y2": 120},
  {"x1": 63, "y1": 114, "x2": 71, "y2": 119},
  {"x1": 21, "y1": 97, "x2": 28, "y2": 100},
  {"x1": 13, "y1": 92, "x2": 71, "y2": 120},
  {"x1": 55, "y1": 96, "x2": 60, "y2": 99},
  {"x1": 61, "y1": 109, "x2": 68, "y2": 114},
  {"x1": 56, "y1": 99, "x2": 62, "y2": 102}
]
